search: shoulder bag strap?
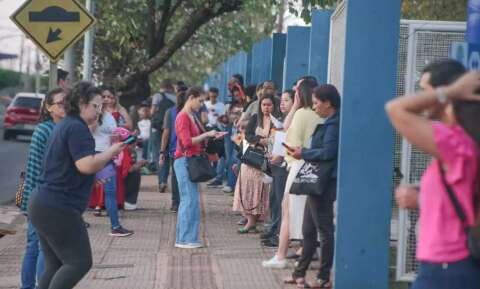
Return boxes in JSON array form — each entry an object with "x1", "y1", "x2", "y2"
[{"x1": 439, "y1": 163, "x2": 467, "y2": 225}]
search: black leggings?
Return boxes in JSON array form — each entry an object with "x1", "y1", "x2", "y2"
[{"x1": 29, "y1": 199, "x2": 92, "y2": 289}]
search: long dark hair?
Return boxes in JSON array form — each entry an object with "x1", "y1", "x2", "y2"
[
  {"x1": 176, "y1": 89, "x2": 188, "y2": 111},
  {"x1": 257, "y1": 93, "x2": 276, "y2": 128},
  {"x1": 65, "y1": 82, "x2": 102, "y2": 116},
  {"x1": 41, "y1": 88, "x2": 66, "y2": 121},
  {"x1": 453, "y1": 101, "x2": 480, "y2": 146},
  {"x1": 297, "y1": 76, "x2": 318, "y2": 108}
]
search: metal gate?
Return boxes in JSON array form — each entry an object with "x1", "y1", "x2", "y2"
[{"x1": 394, "y1": 20, "x2": 465, "y2": 282}]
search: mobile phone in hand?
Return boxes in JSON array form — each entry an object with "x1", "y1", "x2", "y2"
[
  {"x1": 123, "y1": 135, "x2": 137, "y2": 145},
  {"x1": 282, "y1": 142, "x2": 294, "y2": 151}
]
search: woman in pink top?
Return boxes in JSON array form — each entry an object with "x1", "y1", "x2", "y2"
[
  {"x1": 386, "y1": 68, "x2": 480, "y2": 289},
  {"x1": 173, "y1": 87, "x2": 225, "y2": 249}
]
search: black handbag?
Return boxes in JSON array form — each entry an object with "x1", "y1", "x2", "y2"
[
  {"x1": 290, "y1": 160, "x2": 335, "y2": 197},
  {"x1": 240, "y1": 146, "x2": 271, "y2": 175},
  {"x1": 186, "y1": 154, "x2": 216, "y2": 183},
  {"x1": 439, "y1": 165, "x2": 480, "y2": 262}
]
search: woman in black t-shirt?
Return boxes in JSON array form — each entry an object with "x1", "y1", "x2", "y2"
[{"x1": 28, "y1": 82, "x2": 124, "y2": 289}]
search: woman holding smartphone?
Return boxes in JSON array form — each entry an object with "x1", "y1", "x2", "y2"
[
  {"x1": 174, "y1": 87, "x2": 225, "y2": 249},
  {"x1": 28, "y1": 82, "x2": 125, "y2": 289},
  {"x1": 262, "y1": 76, "x2": 322, "y2": 269}
]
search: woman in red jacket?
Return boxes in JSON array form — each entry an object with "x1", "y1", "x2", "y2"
[{"x1": 174, "y1": 87, "x2": 225, "y2": 249}]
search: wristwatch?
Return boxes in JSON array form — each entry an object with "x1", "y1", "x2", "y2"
[{"x1": 435, "y1": 87, "x2": 448, "y2": 104}]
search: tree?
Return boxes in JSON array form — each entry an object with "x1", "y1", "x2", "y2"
[
  {"x1": 94, "y1": 0, "x2": 246, "y2": 103},
  {"x1": 150, "y1": 1, "x2": 277, "y2": 88},
  {"x1": 401, "y1": 0, "x2": 468, "y2": 21}
]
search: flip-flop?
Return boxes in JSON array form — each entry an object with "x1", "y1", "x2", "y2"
[
  {"x1": 298, "y1": 280, "x2": 331, "y2": 288},
  {"x1": 284, "y1": 277, "x2": 305, "y2": 285}
]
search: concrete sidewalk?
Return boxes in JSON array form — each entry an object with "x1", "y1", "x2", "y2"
[{"x1": 0, "y1": 175, "x2": 315, "y2": 289}]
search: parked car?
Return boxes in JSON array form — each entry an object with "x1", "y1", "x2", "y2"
[{"x1": 3, "y1": 92, "x2": 44, "y2": 140}]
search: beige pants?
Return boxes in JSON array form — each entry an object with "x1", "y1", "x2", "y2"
[{"x1": 284, "y1": 160, "x2": 307, "y2": 240}]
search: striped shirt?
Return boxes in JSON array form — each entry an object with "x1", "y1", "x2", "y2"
[{"x1": 21, "y1": 120, "x2": 55, "y2": 212}]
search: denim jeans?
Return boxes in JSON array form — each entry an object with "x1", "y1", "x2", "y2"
[
  {"x1": 411, "y1": 257, "x2": 480, "y2": 289},
  {"x1": 21, "y1": 220, "x2": 45, "y2": 289},
  {"x1": 223, "y1": 127, "x2": 237, "y2": 188},
  {"x1": 174, "y1": 157, "x2": 201, "y2": 245},
  {"x1": 268, "y1": 166, "x2": 288, "y2": 236},
  {"x1": 214, "y1": 157, "x2": 226, "y2": 182},
  {"x1": 157, "y1": 153, "x2": 170, "y2": 185},
  {"x1": 141, "y1": 139, "x2": 149, "y2": 160},
  {"x1": 104, "y1": 174, "x2": 120, "y2": 229},
  {"x1": 149, "y1": 129, "x2": 161, "y2": 165},
  {"x1": 171, "y1": 159, "x2": 180, "y2": 208}
]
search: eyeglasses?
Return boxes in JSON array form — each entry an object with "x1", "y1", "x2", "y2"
[
  {"x1": 90, "y1": 102, "x2": 103, "y2": 112},
  {"x1": 52, "y1": 101, "x2": 65, "y2": 107}
]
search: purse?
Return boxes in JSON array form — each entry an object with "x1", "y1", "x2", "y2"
[
  {"x1": 186, "y1": 154, "x2": 216, "y2": 183},
  {"x1": 290, "y1": 160, "x2": 335, "y2": 197},
  {"x1": 439, "y1": 165, "x2": 480, "y2": 262},
  {"x1": 240, "y1": 146, "x2": 271, "y2": 175},
  {"x1": 15, "y1": 171, "x2": 26, "y2": 208}
]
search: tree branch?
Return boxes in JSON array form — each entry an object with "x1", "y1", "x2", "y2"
[
  {"x1": 120, "y1": 1, "x2": 243, "y2": 88},
  {"x1": 154, "y1": 0, "x2": 172, "y2": 54},
  {"x1": 147, "y1": 0, "x2": 159, "y2": 57}
]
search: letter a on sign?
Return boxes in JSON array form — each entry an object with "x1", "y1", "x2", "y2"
[{"x1": 10, "y1": 0, "x2": 96, "y2": 62}]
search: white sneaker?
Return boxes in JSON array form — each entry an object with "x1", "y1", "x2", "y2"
[
  {"x1": 261, "y1": 255, "x2": 287, "y2": 269},
  {"x1": 174, "y1": 243, "x2": 203, "y2": 249},
  {"x1": 222, "y1": 186, "x2": 233, "y2": 193},
  {"x1": 124, "y1": 202, "x2": 137, "y2": 211}
]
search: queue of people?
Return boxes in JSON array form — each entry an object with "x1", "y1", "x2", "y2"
[{"x1": 16, "y1": 57, "x2": 480, "y2": 289}]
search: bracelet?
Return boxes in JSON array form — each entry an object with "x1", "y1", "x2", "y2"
[{"x1": 435, "y1": 87, "x2": 448, "y2": 104}]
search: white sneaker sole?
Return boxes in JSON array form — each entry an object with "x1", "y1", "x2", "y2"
[
  {"x1": 261, "y1": 261, "x2": 287, "y2": 269},
  {"x1": 174, "y1": 243, "x2": 203, "y2": 249}
]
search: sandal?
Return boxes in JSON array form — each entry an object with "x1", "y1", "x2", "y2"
[
  {"x1": 237, "y1": 226, "x2": 258, "y2": 234},
  {"x1": 298, "y1": 279, "x2": 331, "y2": 288},
  {"x1": 93, "y1": 209, "x2": 102, "y2": 217},
  {"x1": 284, "y1": 276, "x2": 305, "y2": 285}
]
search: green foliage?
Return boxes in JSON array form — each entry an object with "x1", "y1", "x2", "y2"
[
  {"x1": 151, "y1": 1, "x2": 277, "y2": 87},
  {"x1": 401, "y1": 0, "x2": 468, "y2": 21},
  {"x1": 0, "y1": 69, "x2": 22, "y2": 90},
  {"x1": 285, "y1": 0, "x2": 339, "y2": 23}
]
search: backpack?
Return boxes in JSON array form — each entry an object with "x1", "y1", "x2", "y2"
[{"x1": 151, "y1": 93, "x2": 174, "y2": 131}]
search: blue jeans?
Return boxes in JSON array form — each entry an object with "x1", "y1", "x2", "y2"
[
  {"x1": 223, "y1": 127, "x2": 237, "y2": 188},
  {"x1": 21, "y1": 220, "x2": 45, "y2": 289},
  {"x1": 411, "y1": 257, "x2": 480, "y2": 289},
  {"x1": 149, "y1": 129, "x2": 161, "y2": 165},
  {"x1": 174, "y1": 157, "x2": 201, "y2": 245},
  {"x1": 104, "y1": 174, "x2": 120, "y2": 229},
  {"x1": 214, "y1": 157, "x2": 226, "y2": 182},
  {"x1": 157, "y1": 153, "x2": 170, "y2": 185}
]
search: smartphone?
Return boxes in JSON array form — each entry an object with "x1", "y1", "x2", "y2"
[
  {"x1": 123, "y1": 135, "x2": 137, "y2": 145},
  {"x1": 282, "y1": 142, "x2": 294, "y2": 151}
]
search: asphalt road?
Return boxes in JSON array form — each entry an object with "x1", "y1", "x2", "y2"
[{"x1": 0, "y1": 128, "x2": 30, "y2": 205}]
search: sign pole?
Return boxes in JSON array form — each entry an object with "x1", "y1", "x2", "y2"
[
  {"x1": 82, "y1": 0, "x2": 94, "y2": 81},
  {"x1": 49, "y1": 61, "x2": 58, "y2": 90}
]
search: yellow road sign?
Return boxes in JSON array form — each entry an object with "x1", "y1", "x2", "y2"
[{"x1": 10, "y1": 0, "x2": 96, "y2": 62}]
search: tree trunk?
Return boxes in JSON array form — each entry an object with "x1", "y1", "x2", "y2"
[{"x1": 119, "y1": 73, "x2": 151, "y2": 109}]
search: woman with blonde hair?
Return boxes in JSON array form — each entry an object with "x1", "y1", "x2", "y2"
[{"x1": 262, "y1": 76, "x2": 322, "y2": 269}]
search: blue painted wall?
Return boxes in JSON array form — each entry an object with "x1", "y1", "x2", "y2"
[
  {"x1": 270, "y1": 33, "x2": 287, "y2": 91},
  {"x1": 309, "y1": 9, "x2": 332, "y2": 85},
  {"x1": 333, "y1": 1, "x2": 401, "y2": 289},
  {"x1": 282, "y1": 26, "x2": 311, "y2": 91}
]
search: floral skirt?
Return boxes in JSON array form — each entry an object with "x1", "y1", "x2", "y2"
[{"x1": 233, "y1": 164, "x2": 270, "y2": 216}]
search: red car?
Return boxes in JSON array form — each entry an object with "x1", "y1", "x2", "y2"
[{"x1": 3, "y1": 93, "x2": 45, "y2": 140}]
